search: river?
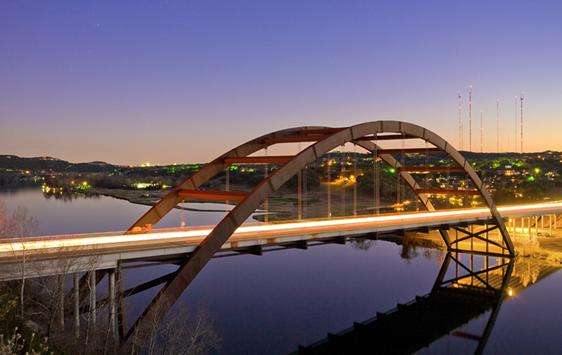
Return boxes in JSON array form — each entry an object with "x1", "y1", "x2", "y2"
[{"x1": 1, "y1": 187, "x2": 562, "y2": 354}]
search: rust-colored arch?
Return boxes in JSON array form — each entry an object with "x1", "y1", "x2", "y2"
[
  {"x1": 129, "y1": 125, "x2": 435, "y2": 232},
  {"x1": 124, "y1": 121, "x2": 513, "y2": 343},
  {"x1": 129, "y1": 126, "x2": 336, "y2": 231}
]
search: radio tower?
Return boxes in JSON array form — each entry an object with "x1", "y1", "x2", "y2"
[
  {"x1": 520, "y1": 93, "x2": 524, "y2": 153},
  {"x1": 468, "y1": 85, "x2": 473, "y2": 152},
  {"x1": 496, "y1": 99, "x2": 500, "y2": 152},
  {"x1": 514, "y1": 96, "x2": 518, "y2": 152},
  {"x1": 480, "y1": 111, "x2": 484, "y2": 153},
  {"x1": 457, "y1": 92, "x2": 463, "y2": 150}
]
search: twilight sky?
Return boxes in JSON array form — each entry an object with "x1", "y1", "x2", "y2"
[{"x1": 1, "y1": 1, "x2": 562, "y2": 165}]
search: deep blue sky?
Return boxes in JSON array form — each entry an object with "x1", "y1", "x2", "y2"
[{"x1": 1, "y1": 1, "x2": 561, "y2": 164}]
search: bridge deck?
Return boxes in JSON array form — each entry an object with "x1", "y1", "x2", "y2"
[{"x1": 0, "y1": 201, "x2": 560, "y2": 281}]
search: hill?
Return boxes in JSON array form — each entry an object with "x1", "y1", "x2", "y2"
[{"x1": 0, "y1": 155, "x2": 121, "y2": 173}]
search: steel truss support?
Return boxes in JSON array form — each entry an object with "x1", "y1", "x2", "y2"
[{"x1": 445, "y1": 224, "x2": 511, "y2": 257}]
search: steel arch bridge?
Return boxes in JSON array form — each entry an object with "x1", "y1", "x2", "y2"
[{"x1": 124, "y1": 120, "x2": 514, "y2": 342}]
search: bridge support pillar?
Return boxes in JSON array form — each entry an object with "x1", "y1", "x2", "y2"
[
  {"x1": 58, "y1": 275, "x2": 65, "y2": 329},
  {"x1": 116, "y1": 262, "x2": 126, "y2": 340},
  {"x1": 88, "y1": 271, "x2": 96, "y2": 330},
  {"x1": 73, "y1": 273, "x2": 80, "y2": 339},
  {"x1": 109, "y1": 270, "x2": 117, "y2": 341},
  {"x1": 327, "y1": 158, "x2": 332, "y2": 218},
  {"x1": 297, "y1": 171, "x2": 303, "y2": 220}
]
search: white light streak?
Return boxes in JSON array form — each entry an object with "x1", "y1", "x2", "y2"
[{"x1": 1, "y1": 201, "x2": 562, "y2": 254}]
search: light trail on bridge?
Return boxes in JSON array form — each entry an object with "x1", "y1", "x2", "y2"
[{"x1": 1, "y1": 201, "x2": 561, "y2": 256}]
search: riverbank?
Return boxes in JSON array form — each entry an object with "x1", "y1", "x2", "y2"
[
  {"x1": 90, "y1": 188, "x2": 234, "y2": 212},
  {"x1": 89, "y1": 184, "x2": 383, "y2": 219}
]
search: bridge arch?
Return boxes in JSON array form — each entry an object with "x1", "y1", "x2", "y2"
[
  {"x1": 125, "y1": 120, "x2": 513, "y2": 342},
  {"x1": 129, "y1": 124, "x2": 436, "y2": 231}
]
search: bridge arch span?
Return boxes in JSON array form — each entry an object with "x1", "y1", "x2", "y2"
[
  {"x1": 125, "y1": 120, "x2": 513, "y2": 342},
  {"x1": 130, "y1": 123, "x2": 436, "y2": 231}
]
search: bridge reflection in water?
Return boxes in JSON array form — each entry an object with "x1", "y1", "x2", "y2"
[
  {"x1": 297, "y1": 252, "x2": 557, "y2": 355},
  {"x1": 1, "y1": 233, "x2": 558, "y2": 354}
]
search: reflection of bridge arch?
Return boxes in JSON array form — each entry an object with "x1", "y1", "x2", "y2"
[
  {"x1": 299, "y1": 253, "x2": 515, "y2": 354},
  {"x1": 126, "y1": 121, "x2": 514, "y2": 342}
]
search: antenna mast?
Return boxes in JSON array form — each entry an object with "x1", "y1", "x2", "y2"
[
  {"x1": 480, "y1": 111, "x2": 484, "y2": 153},
  {"x1": 468, "y1": 86, "x2": 473, "y2": 152},
  {"x1": 457, "y1": 92, "x2": 463, "y2": 150},
  {"x1": 496, "y1": 99, "x2": 500, "y2": 153},
  {"x1": 514, "y1": 96, "x2": 518, "y2": 153},
  {"x1": 520, "y1": 93, "x2": 524, "y2": 153}
]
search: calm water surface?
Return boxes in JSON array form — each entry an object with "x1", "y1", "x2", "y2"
[{"x1": 1, "y1": 188, "x2": 562, "y2": 354}]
